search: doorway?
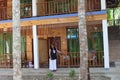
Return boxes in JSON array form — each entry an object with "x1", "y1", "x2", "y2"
[
  {"x1": 48, "y1": 37, "x2": 61, "y2": 66},
  {"x1": 38, "y1": 39, "x2": 48, "y2": 68},
  {"x1": 48, "y1": 37, "x2": 61, "y2": 50},
  {"x1": 38, "y1": 37, "x2": 61, "y2": 68}
]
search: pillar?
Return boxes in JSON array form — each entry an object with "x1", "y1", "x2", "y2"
[
  {"x1": 32, "y1": 0, "x2": 39, "y2": 69},
  {"x1": 101, "y1": 0, "x2": 110, "y2": 69},
  {"x1": 101, "y1": 0, "x2": 106, "y2": 10},
  {"x1": 102, "y1": 20, "x2": 110, "y2": 69},
  {"x1": 32, "y1": 25, "x2": 39, "y2": 69}
]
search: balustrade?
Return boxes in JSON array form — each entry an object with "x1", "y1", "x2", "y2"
[
  {"x1": 0, "y1": 0, "x2": 101, "y2": 20},
  {"x1": 57, "y1": 51, "x2": 104, "y2": 68}
]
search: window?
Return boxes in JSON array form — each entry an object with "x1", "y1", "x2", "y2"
[
  {"x1": 0, "y1": 33, "x2": 26, "y2": 55},
  {"x1": 20, "y1": 0, "x2": 32, "y2": 17},
  {"x1": 67, "y1": 28, "x2": 79, "y2": 52},
  {"x1": 93, "y1": 32, "x2": 103, "y2": 51},
  {"x1": 20, "y1": 0, "x2": 32, "y2": 4}
]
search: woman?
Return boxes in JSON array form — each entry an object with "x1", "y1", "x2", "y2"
[{"x1": 49, "y1": 44, "x2": 61, "y2": 72}]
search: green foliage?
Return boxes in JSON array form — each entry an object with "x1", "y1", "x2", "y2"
[
  {"x1": 45, "y1": 71, "x2": 54, "y2": 80},
  {"x1": 69, "y1": 69, "x2": 76, "y2": 79},
  {"x1": 107, "y1": 7, "x2": 120, "y2": 26}
]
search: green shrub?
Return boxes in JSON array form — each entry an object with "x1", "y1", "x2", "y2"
[
  {"x1": 45, "y1": 71, "x2": 54, "y2": 80},
  {"x1": 69, "y1": 69, "x2": 76, "y2": 80}
]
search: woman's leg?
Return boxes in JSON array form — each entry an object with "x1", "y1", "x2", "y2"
[
  {"x1": 49, "y1": 59, "x2": 54, "y2": 70},
  {"x1": 53, "y1": 59, "x2": 57, "y2": 71}
]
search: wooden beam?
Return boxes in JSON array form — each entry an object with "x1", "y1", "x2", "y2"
[
  {"x1": 87, "y1": 14, "x2": 107, "y2": 21},
  {"x1": 0, "y1": 14, "x2": 107, "y2": 28}
]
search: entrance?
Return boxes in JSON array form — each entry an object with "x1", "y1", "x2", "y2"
[
  {"x1": 38, "y1": 39, "x2": 48, "y2": 68},
  {"x1": 38, "y1": 37, "x2": 61, "y2": 68},
  {"x1": 48, "y1": 37, "x2": 61, "y2": 66},
  {"x1": 48, "y1": 37, "x2": 61, "y2": 50}
]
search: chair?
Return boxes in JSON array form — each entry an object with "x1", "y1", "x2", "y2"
[
  {"x1": 88, "y1": 52, "x2": 97, "y2": 66},
  {"x1": 60, "y1": 54, "x2": 70, "y2": 67}
]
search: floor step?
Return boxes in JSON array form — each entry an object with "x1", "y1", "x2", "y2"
[{"x1": 0, "y1": 68, "x2": 79, "y2": 80}]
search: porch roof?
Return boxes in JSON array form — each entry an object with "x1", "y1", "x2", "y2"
[{"x1": 0, "y1": 10, "x2": 106, "y2": 28}]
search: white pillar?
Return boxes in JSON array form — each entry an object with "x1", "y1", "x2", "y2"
[
  {"x1": 32, "y1": 0, "x2": 37, "y2": 16},
  {"x1": 101, "y1": 0, "x2": 106, "y2": 10},
  {"x1": 32, "y1": 25, "x2": 39, "y2": 69},
  {"x1": 102, "y1": 20, "x2": 110, "y2": 69},
  {"x1": 32, "y1": 0, "x2": 39, "y2": 69}
]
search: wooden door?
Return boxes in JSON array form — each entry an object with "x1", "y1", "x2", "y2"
[
  {"x1": 48, "y1": 37, "x2": 61, "y2": 50},
  {"x1": 38, "y1": 39, "x2": 48, "y2": 68}
]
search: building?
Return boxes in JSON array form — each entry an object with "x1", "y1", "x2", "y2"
[{"x1": 0, "y1": 0, "x2": 118, "y2": 70}]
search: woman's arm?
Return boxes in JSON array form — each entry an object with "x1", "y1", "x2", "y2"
[
  {"x1": 56, "y1": 49, "x2": 61, "y2": 53},
  {"x1": 56, "y1": 49, "x2": 62, "y2": 55},
  {"x1": 49, "y1": 49, "x2": 51, "y2": 59}
]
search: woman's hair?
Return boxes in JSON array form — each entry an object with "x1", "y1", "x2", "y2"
[{"x1": 50, "y1": 44, "x2": 56, "y2": 50}]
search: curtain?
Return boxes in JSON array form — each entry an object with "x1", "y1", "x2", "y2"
[
  {"x1": 0, "y1": 33, "x2": 26, "y2": 55},
  {"x1": 93, "y1": 32, "x2": 103, "y2": 51},
  {"x1": 0, "y1": 34, "x2": 4, "y2": 54}
]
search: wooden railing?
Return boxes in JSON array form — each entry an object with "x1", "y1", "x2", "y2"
[
  {"x1": 37, "y1": 0, "x2": 101, "y2": 16},
  {"x1": 20, "y1": 3, "x2": 32, "y2": 18},
  {"x1": 0, "y1": 54, "x2": 28, "y2": 68},
  {"x1": 88, "y1": 51, "x2": 104, "y2": 67},
  {"x1": 58, "y1": 51, "x2": 104, "y2": 67},
  {"x1": 86, "y1": 0, "x2": 101, "y2": 12},
  {"x1": 37, "y1": 0, "x2": 77, "y2": 16},
  {"x1": 0, "y1": 0, "x2": 101, "y2": 20},
  {"x1": 0, "y1": 54, "x2": 12, "y2": 68},
  {"x1": 0, "y1": 3, "x2": 32, "y2": 20},
  {"x1": 0, "y1": 51, "x2": 104, "y2": 68},
  {"x1": 0, "y1": 7, "x2": 7, "y2": 20}
]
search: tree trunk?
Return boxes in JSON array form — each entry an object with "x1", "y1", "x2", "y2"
[
  {"x1": 12, "y1": 0, "x2": 22, "y2": 80},
  {"x1": 78, "y1": 0, "x2": 88, "y2": 80}
]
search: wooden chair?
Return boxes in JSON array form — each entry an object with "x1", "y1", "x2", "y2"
[
  {"x1": 5, "y1": 54, "x2": 12, "y2": 68},
  {"x1": 59, "y1": 54, "x2": 70, "y2": 67},
  {"x1": 88, "y1": 52, "x2": 97, "y2": 66},
  {"x1": 21, "y1": 54, "x2": 27, "y2": 68}
]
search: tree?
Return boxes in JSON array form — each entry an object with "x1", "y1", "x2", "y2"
[
  {"x1": 78, "y1": 0, "x2": 88, "y2": 80},
  {"x1": 12, "y1": 0, "x2": 22, "y2": 80}
]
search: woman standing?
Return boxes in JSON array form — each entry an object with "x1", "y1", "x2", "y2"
[{"x1": 49, "y1": 44, "x2": 61, "y2": 72}]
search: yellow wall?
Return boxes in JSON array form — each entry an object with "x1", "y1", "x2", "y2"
[
  {"x1": 25, "y1": 26, "x2": 68, "y2": 62},
  {"x1": 38, "y1": 26, "x2": 67, "y2": 55}
]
